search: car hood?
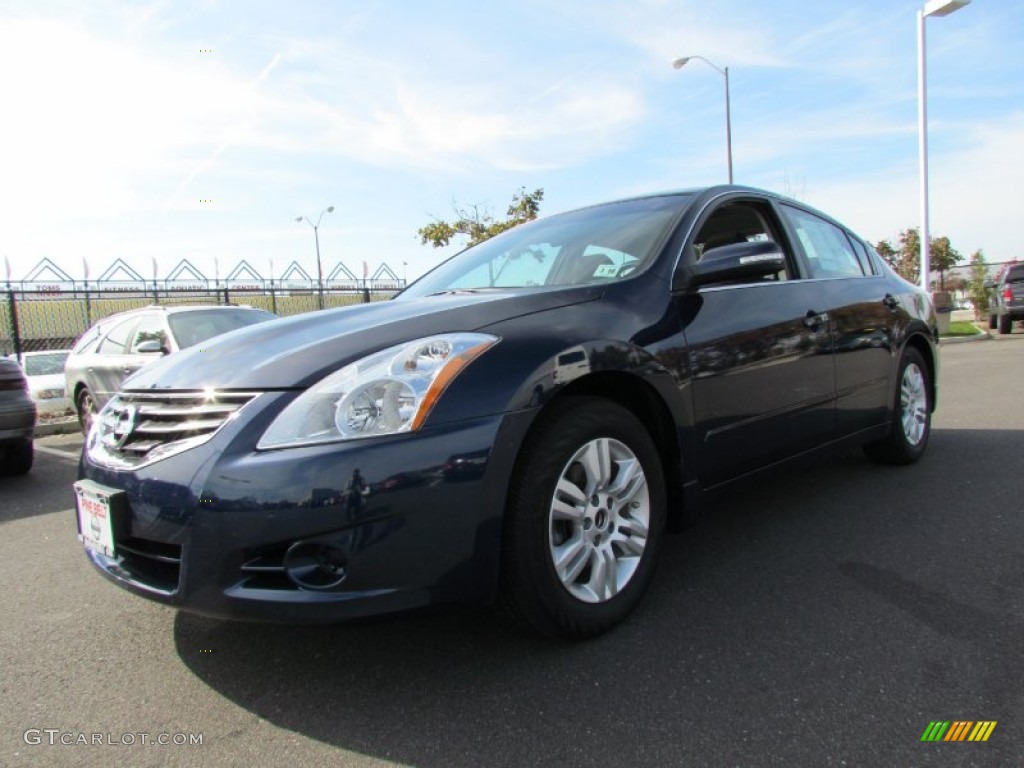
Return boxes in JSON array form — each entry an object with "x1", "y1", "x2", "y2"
[{"x1": 124, "y1": 288, "x2": 601, "y2": 390}]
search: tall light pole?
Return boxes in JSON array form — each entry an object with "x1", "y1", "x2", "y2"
[
  {"x1": 918, "y1": 0, "x2": 970, "y2": 294},
  {"x1": 296, "y1": 206, "x2": 334, "y2": 310},
  {"x1": 672, "y1": 55, "x2": 733, "y2": 184}
]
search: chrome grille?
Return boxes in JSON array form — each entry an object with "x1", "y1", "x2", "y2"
[{"x1": 88, "y1": 390, "x2": 259, "y2": 469}]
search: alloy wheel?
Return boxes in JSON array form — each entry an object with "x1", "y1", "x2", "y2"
[
  {"x1": 900, "y1": 363, "x2": 928, "y2": 446},
  {"x1": 548, "y1": 437, "x2": 650, "y2": 603}
]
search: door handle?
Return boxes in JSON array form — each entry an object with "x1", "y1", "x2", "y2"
[
  {"x1": 882, "y1": 294, "x2": 899, "y2": 310},
  {"x1": 803, "y1": 310, "x2": 829, "y2": 330}
]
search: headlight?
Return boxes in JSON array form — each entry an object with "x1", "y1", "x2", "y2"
[{"x1": 257, "y1": 333, "x2": 499, "y2": 449}]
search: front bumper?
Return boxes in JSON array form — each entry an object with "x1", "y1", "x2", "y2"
[{"x1": 77, "y1": 393, "x2": 534, "y2": 622}]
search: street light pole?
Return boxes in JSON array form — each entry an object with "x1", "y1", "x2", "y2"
[
  {"x1": 672, "y1": 55, "x2": 733, "y2": 184},
  {"x1": 917, "y1": 0, "x2": 970, "y2": 294},
  {"x1": 296, "y1": 206, "x2": 334, "y2": 310}
]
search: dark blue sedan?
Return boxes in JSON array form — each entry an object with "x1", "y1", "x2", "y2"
[{"x1": 74, "y1": 186, "x2": 937, "y2": 638}]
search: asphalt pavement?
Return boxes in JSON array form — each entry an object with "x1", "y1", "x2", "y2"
[{"x1": 1, "y1": 331, "x2": 1022, "y2": 767}]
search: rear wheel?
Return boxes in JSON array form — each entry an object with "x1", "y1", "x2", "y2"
[
  {"x1": 2, "y1": 439, "x2": 33, "y2": 476},
  {"x1": 500, "y1": 397, "x2": 666, "y2": 639},
  {"x1": 988, "y1": 314, "x2": 998, "y2": 330},
  {"x1": 864, "y1": 346, "x2": 931, "y2": 465},
  {"x1": 76, "y1": 387, "x2": 97, "y2": 436},
  {"x1": 999, "y1": 314, "x2": 1012, "y2": 335}
]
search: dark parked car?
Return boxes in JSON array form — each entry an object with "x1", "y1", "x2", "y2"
[
  {"x1": 987, "y1": 262, "x2": 1024, "y2": 334},
  {"x1": 0, "y1": 357, "x2": 36, "y2": 476},
  {"x1": 66, "y1": 305, "x2": 276, "y2": 433},
  {"x1": 74, "y1": 186, "x2": 937, "y2": 638}
]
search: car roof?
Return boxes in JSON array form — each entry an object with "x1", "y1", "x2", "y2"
[
  {"x1": 557, "y1": 184, "x2": 810, "y2": 219},
  {"x1": 91, "y1": 304, "x2": 268, "y2": 326}
]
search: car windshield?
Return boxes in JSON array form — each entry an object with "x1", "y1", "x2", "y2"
[
  {"x1": 168, "y1": 309, "x2": 276, "y2": 349},
  {"x1": 23, "y1": 352, "x2": 69, "y2": 376},
  {"x1": 401, "y1": 195, "x2": 690, "y2": 298}
]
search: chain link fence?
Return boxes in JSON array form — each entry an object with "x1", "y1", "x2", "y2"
[{"x1": 1, "y1": 286, "x2": 399, "y2": 358}]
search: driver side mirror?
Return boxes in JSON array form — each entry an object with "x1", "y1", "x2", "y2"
[{"x1": 676, "y1": 240, "x2": 787, "y2": 291}]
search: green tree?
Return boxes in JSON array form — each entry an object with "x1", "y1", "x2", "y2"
[
  {"x1": 874, "y1": 238, "x2": 898, "y2": 268},
  {"x1": 896, "y1": 227, "x2": 922, "y2": 284},
  {"x1": 929, "y1": 235, "x2": 964, "y2": 290},
  {"x1": 875, "y1": 227, "x2": 964, "y2": 288},
  {"x1": 418, "y1": 187, "x2": 545, "y2": 249},
  {"x1": 967, "y1": 249, "x2": 989, "y2": 320}
]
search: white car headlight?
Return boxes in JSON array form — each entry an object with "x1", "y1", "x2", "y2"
[{"x1": 257, "y1": 333, "x2": 499, "y2": 449}]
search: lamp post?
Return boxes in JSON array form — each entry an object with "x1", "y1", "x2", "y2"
[
  {"x1": 296, "y1": 206, "x2": 334, "y2": 310},
  {"x1": 918, "y1": 0, "x2": 970, "y2": 294},
  {"x1": 671, "y1": 55, "x2": 733, "y2": 184}
]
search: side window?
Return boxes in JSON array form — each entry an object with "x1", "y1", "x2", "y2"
[
  {"x1": 781, "y1": 205, "x2": 865, "y2": 279},
  {"x1": 849, "y1": 236, "x2": 876, "y2": 276},
  {"x1": 693, "y1": 201, "x2": 790, "y2": 280},
  {"x1": 130, "y1": 315, "x2": 168, "y2": 353},
  {"x1": 96, "y1": 318, "x2": 137, "y2": 355}
]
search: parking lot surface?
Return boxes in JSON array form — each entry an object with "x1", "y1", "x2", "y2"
[{"x1": 1, "y1": 334, "x2": 1022, "y2": 767}]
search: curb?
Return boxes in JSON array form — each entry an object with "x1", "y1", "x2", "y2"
[
  {"x1": 938, "y1": 324, "x2": 992, "y2": 345},
  {"x1": 34, "y1": 420, "x2": 82, "y2": 438}
]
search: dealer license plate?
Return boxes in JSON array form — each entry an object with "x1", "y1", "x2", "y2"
[{"x1": 74, "y1": 480, "x2": 119, "y2": 558}]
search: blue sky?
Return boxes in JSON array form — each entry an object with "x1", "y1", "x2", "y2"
[{"x1": 1, "y1": 0, "x2": 1021, "y2": 286}]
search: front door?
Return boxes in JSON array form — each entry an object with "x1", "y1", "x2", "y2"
[{"x1": 672, "y1": 198, "x2": 837, "y2": 486}]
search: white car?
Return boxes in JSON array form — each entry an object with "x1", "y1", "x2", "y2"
[{"x1": 9, "y1": 350, "x2": 71, "y2": 415}]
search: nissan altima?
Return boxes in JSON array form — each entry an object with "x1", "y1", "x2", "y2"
[{"x1": 74, "y1": 186, "x2": 937, "y2": 638}]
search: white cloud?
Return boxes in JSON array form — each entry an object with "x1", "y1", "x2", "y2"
[
  {"x1": 0, "y1": 18, "x2": 280, "y2": 220},
  {"x1": 798, "y1": 111, "x2": 1024, "y2": 262}
]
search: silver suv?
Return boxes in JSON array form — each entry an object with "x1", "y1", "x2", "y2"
[{"x1": 66, "y1": 305, "x2": 276, "y2": 433}]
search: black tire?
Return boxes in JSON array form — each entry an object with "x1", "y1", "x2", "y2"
[
  {"x1": 76, "y1": 387, "x2": 97, "y2": 436},
  {"x1": 999, "y1": 314, "x2": 1012, "y2": 335},
  {"x1": 499, "y1": 397, "x2": 666, "y2": 639},
  {"x1": 988, "y1": 314, "x2": 997, "y2": 330},
  {"x1": 2, "y1": 439, "x2": 33, "y2": 476},
  {"x1": 864, "y1": 346, "x2": 931, "y2": 465}
]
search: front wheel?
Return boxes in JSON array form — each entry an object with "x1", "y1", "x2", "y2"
[
  {"x1": 500, "y1": 397, "x2": 666, "y2": 639},
  {"x1": 864, "y1": 347, "x2": 931, "y2": 465}
]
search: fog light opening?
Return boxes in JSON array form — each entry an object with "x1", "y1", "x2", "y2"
[{"x1": 283, "y1": 541, "x2": 349, "y2": 590}]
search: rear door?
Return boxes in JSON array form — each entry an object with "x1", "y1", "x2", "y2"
[{"x1": 776, "y1": 203, "x2": 897, "y2": 434}]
